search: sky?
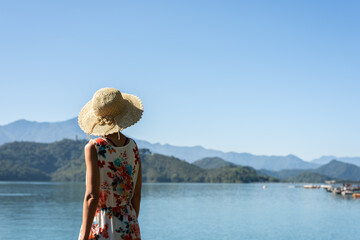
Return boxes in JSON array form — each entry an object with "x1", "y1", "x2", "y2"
[{"x1": 0, "y1": 1, "x2": 359, "y2": 161}]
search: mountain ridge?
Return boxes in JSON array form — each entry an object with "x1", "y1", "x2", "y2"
[
  {"x1": 311, "y1": 155, "x2": 360, "y2": 166},
  {"x1": 1, "y1": 118, "x2": 358, "y2": 170},
  {"x1": 0, "y1": 139, "x2": 274, "y2": 183},
  {"x1": 260, "y1": 160, "x2": 360, "y2": 182},
  {"x1": 192, "y1": 157, "x2": 236, "y2": 169}
]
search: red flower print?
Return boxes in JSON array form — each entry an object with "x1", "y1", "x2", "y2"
[
  {"x1": 116, "y1": 195, "x2": 127, "y2": 206},
  {"x1": 98, "y1": 160, "x2": 105, "y2": 168},
  {"x1": 124, "y1": 233, "x2": 133, "y2": 240},
  {"x1": 131, "y1": 224, "x2": 141, "y2": 237},
  {"x1": 125, "y1": 180, "x2": 132, "y2": 191},
  {"x1": 99, "y1": 224, "x2": 109, "y2": 239},
  {"x1": 119, "y1": 165, "x2": 127, "y2": 178},
  {"x1": 98, "y1": 189, "x2": 109, "y2": 208},
  {"x1": 108, "y1": 162, "x2": 117, "y2": 172},
  {"x1": 112, "y1": 206, "x2": 120, "y2": 213},
  {"x1": 120, "y1": 151, "x2": 128, "y2": 159},
  {"x1": 95, "y1": 208, "x2": 100, "y2": 216},
  {"x1": 133, "y1": 146, "x2": 140, "y2": 164},
  {"x1": 95, "y1": 138, "x2": 107, "y2": 146}
]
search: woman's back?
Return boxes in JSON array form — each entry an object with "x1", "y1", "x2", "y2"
[
  {"x1": 78, "y1": 88, "x2": 143, "y2": 240},
  {"x1": 82, "y1": 137, "x2": 141, "y2": 240}
]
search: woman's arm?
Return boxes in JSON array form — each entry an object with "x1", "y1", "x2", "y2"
[
  {"x1": 80, "y1": 141, "x2": 100, "y2": 240},
  {"x1": 131, "y1": 159, "x2": 142, "y2": 218}
]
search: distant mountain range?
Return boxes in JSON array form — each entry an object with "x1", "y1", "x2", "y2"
[
  {"x1": 187, "y1": 157, "x2": 360, "y2": 183},
  {"x1": 311, "y1": 155, "x2": 360, "y2": 166},
  {"x1": 136, "y1": 140, "x2": 319, "y2": 170},
  {"x1": 0, "y1": 140, "x2": 274, "y2": 183},
  {"x1": 1, "y1": 118, "x2": 359, "y2": 171},
  {"x1": 0, "y1": 118, "x2": 85, "y2": 144},
  {"x1": 0, "y1": 137, "x2": 358, "y2": 183},
  {"x1": 259, "y1": 160, "x2": 360, "y2": 182}
]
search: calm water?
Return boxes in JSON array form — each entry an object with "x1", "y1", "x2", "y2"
[{"x1": 0, "y1": 182, "x2": 358, "y2": 240}]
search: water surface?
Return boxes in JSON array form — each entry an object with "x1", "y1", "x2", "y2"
[{"x1": 0, "y1": 182, "x2": 358, "y2": 240}]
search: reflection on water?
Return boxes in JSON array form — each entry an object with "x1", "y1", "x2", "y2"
[
  {"x1": 0, "y1": 182, "x2": 359, "y2": 240},
  {"x1": 0, "y1": 193, "x2": 34, "y2": 196}
]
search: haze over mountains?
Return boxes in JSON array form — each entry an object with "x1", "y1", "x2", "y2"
[
  {"x1": 1, "y1": 118, "x2": 360, "y2": 171},
  {"x1": 260, "y1": 160, "x2": 360, "y2": 182}
]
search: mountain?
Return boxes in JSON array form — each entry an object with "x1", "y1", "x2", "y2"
[
  {"x1": 133, "y1": 140, "x2": 319, "y2": 170},
  {"x1": 0, "y1": 161, "x2": 51, "y2": 181},
  {"x1": 0, "y1": 118, "x2": 320, "y2": 171},
  {"x1": 0, "y1": 118, "x2": 85, "y2": 144},
  {"x1": 260, "y1": 160, "x2": 360, "y2": 182},
  {"x1": 0, "y1": 129, "x2": 12, "y2": 143},
  {"x1": 0, "y1": 139, "x2": 275, "y2": 183},
  {"x1": 140, "y1": 152, "x2": 204, "y2": 182},
  {"x1": 204, "y1": 166, "x2": 276, "y2": 183},
  {"x1": 258, "y1": 169, "x2": 306, "y2": 179},
  {"x1": 220, "y1": 153, "x2": 318, "y2": 170},
  {"x1": 192, "y1": 157, "x2": 236, "y2": 169},
  {"x1": 134, "y1": 140, "x2": 224, "y2": 163},
  {"x1": 286, "y1": 172, "x2": 335, "y2": 183},
  {"x1": 315, "y1": 160, "x2": 360, "y2": 181},
  {"x1": 0, "y1": 139, "x2": 87, "y2": 181},
  {"x1": 311, "y1": 156, "x2": 360, "y2": 167}
]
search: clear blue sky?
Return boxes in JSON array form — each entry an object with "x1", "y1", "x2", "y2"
[{"x1": 0, "y1": 1, "x2": 359, "y2": 161}]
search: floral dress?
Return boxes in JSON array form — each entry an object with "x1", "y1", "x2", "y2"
[{"x1": 79, "y1": 137, "x2": 141, "y2": 240}]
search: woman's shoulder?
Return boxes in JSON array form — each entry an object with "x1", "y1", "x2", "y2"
[
  {"x1": 128, "y1": 138, "x2": 140, "y2": 148},
  {"x1": 128, "y1": 137, "x2": 135, "y2": 144},
  {"x1": 84, "y1": 139, "x2": 98, "y2": 156}
]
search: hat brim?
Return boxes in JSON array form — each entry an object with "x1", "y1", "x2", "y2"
[{"x1": 78, "y1": 93, "x2": 143, "y2": 136}]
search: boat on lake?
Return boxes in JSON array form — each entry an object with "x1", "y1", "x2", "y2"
[
  {"x1": 321, "y1": 185, "x2": 332, "y2": 191},
  {"x1": 321, "y1": 181, "x2": 360, "y2": 198},
  {"x1": 353, "y1": 193, "x2": 360, "y2": 199},
  {"x1": 332, "y1": 187, "x2": 341, "y2": 194},
  {"x1": 341, "y1": 190, "x2": 354, "y2": 196}
]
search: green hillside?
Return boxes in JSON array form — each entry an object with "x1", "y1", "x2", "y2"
[
  {"x1": 141, "y1": 153, "x2": 204, "y2": 182},
  {"x1": 0, "y1": 161, "x2": 51, "y2": 181},
  {"x1": 0, "y1": 139, "x2": 87, "y2": 181},
  {"x1": 258, "y1": 169, "x2": 305, "y2": 179},
  {"x1": 192, "y1": 157, "x2": 236, "y2": 169},
  {"x1": 0, "y1": 140, "x2": 274, "y2": 183},
  {"x1": 286, "y1": 172, "x2": 334, "y2": 183},
  {"x1": 316, "y1": 160, "x2": 360, "y2": 181},
  {"x1": 205, "y1": 166, "x2": 275, "y2": 183}
]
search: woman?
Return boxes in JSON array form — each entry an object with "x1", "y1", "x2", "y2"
[{"x1": 77, "y1": 87, "x2": 143, "y2": 240}]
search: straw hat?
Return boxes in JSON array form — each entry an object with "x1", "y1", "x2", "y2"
[{"x1": 78, "y1": 87, "x2": 143, "y2": 136}]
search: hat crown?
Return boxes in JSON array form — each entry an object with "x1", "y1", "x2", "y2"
[
  {"x1": 78, "y1": 87, "x2": 143, "y2": 136},
  {"x1": 92, "y1": 88, "x2": 125, "y2": 117}
]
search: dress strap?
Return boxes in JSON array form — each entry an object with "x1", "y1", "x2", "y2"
[
  {"x1": 105, "y1": 136, "x2": 129, "y2": 147},
  {"x1": 105, "y1": 137, "x2": 117, "y2": 147}
]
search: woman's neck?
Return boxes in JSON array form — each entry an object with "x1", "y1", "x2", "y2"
[{"x1": 104, "y1": 132, "x2": 128, "y2": 147}]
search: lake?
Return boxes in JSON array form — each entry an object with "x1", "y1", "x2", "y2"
[{"x1": 0, "y1": 182, "x2": 358, "y2": 240}]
